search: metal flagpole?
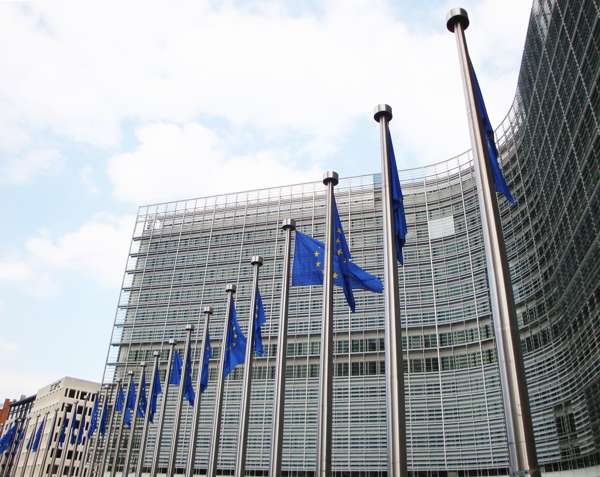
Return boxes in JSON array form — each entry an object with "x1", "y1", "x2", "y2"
[
  {"x1": 1, "y1": 418, "x2": 20, "y2": 477},
  {"x1": 86, "y1": 388, "x2": 108, "y2": 477},
  {"x1": 38, "y1": 409, "x2": 58, "y2": 477},
  {"x1": 29, "y1": 413, "x2": 48, "y2": 476},
  {"x1": 123, "y1": 362, "x2": 147, "y2": 477},
  {"x1": 18, "y1": 414, "x2": 38, "y2": 477},
  {"x1": 167, "y1": 325, "x2": 194, "y2": 476},
  {"x1": 47, "y1": 410, "x2": 67, "y2": 477},
  {"x1": 110, "y1": 372, "x2": 134, "y2": 477},
  {"x1": 98, "y1": 380, "x2": 121, "y2": 477},
  {"x1": 70, "y1": 398, "x2": 88, "y2": 477},
  {"x1": 269, "y1": 219, "x2": 296, "y2": 477},
  {"x1": 207, "y1": 283, "x2": 236, "y2": 477},
  {"x1": 136, "y1": 352, "x2": 159, "y2": 477},
  {"x1": 80, "y1": 392, "x2": 100, "y2": 477},
  {"x1": 8, "y1": 417, "x2": 29, "y2": 477},
  {"x1": 57, "y1": 402, "x2": 78, "y2": 477},
  {"x1": 150, "y1": 339, "x2": 176, "y2": 477},
  {"x1": 446, "y1": 9, "x2": 540, "y2": 477},
  {"x1": 185, "y1": 307, "x2": 213, "y2": 477},
  {"x1": 234, "y1": 256, "x2": 264, "y2": 477},
  {"x1": 373, "y1": 105, "x2": 408, "y2": 477},
  {"x1": 316, "y1": 171, "x2": 338, "y2": 477}
]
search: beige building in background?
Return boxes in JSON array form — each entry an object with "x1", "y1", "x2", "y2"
[{"x1": 11, "y1": 377, "x2": 100, "y2": 477}]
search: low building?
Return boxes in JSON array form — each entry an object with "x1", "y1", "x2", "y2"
[
  {"x1": 0, "y1": 398, "x2": 11, "y2": 435},
  {"x1": 7, "y1": 377, "x2": 100, "y2": 477},
  {"x1": 0, "y1": 394, "x2": 36, "y2": 476}
]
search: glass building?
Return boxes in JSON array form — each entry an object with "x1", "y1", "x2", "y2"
[{"x1": 99, "y1": 0, "x2": 599, "y2": 475}]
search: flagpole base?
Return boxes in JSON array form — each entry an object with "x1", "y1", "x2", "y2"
[{"x1": 446, "y1": 8, "x2": 469, "y2": 32}]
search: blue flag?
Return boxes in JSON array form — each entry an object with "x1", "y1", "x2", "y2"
[
  {"x1": 200, "y1": 333, "x2": 212, "y2": 393},
  {"x1": 470, "y1": 61, "x2": 515, "y2": 205},
  {"x1": 115, "y1": 384, "x2": 125, "y2": 413},
  {"x1": 253, "y1": 289, "x2": 267, "y2": 357},
  {"x1": 123, "y1": 380, "x2": 137, "y2": 428},
  {"x1": 137, "y1": 370, "x2": 147, "y2": 419},
  {"x1": 183, "y1": 343, "x2": 195, "y2": 406},
  {"x1": 76, "y1": 410, "x2": 86, "y2": 445},
  {"x1": 386, "y1": 129, "x2": 409, "y2": 264},
  {"x1": 58, "y1": 414, "x2": 67, "y2": 447},
  {"x1": 223, "y1": 296, "x2": 246, "y2": 379},
  {"x1": 148, "y1": 365, "x2": 162, "y2": 423},
  {"x1": 0, "y1": 424, "x2": 17, "y2": 454},
  {"x1": 169, "y1": 351, "x2": 183, "y2": 386},
  {"x1": 69, "y1": 406, "x2": 79, "y2": 445},
  {"x1": 291, "y1": 202, "x2": 383, "y2": 312},
  {"x1": 31, "y1": 419, "x2": 45, "y2": 452},
  {"x1": 88, "y1": 398, "x2": 99, "y2": 438},
  {"x1": 99, "y1": 403, "x2": 108, "y2": 436}
]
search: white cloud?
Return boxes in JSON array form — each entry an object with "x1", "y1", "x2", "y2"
[
  {"x1": 0, "y1": 0, "x2": 531, "y2": 166},
  {"x1": 108, "y1": 122, "x2": 322, "y2": 203},
  {"x1": 2, "y1": 148, "x2": 63, "y2": 184}
]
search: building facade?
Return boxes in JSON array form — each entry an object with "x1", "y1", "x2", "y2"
[
  {"x1": 0, "y1": 399, "x2": 11, "y2": 435},
  {"x1": 7, "y1": 377, "x2": 100, "y2": 477},
  {"x1": 99, "y1": 0, "x2": 599, "y2": 475},
  {"x1": 0, "y1": 395, "x2": 36, "y2": 476}
]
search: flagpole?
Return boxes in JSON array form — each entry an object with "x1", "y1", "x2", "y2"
[
  {"x1": 316, "y1": 171, "x2": 338, "y2": 477},
  {"x1": 167, "y1": 325, "x2": 194, "y2": 476},
  {"x1": 86, "y1": 388, "x2": 108, "y2": 477},
  {"x1": 373, "y1": 105, "x2": 408, "y2": 477},
  {"x1": 446, "y1": 9, "x2": 540, "y2": 477},
  {"x1": 234, "y1": 256, "x2": 264, "y2": 477},
  {"x1": 136, "y1": 352, "x2": 160, "y2": 477},
  {"x1": 30, "y1": 413, "x2": 48, "y2": 475},
  {"x1": 70, "y1": 398, "x2": 88, "y2": 477},
  {"x1": 110, "y1": 372, "x2": 134, "y2": 477},
  {"x1": 4, "y1": 418, "x2": 23, "y2": 477},
  {"x1": 37, "y1": 409, "x2": 57, "y2": 477},
  {"x1": 186, "y1": 306, "x2": 213, "y2": 477},
  {"x1": 269, "y1": 219, "x2": 295, "y2": 477},
  {"x1": 81, "y1": 392, "x2": 101, "y2": 477},
  {"x1": 122, "y1": 362, "x2": 146, "y2": 477},
  {"x1": 98, "y1": 380, "x2": 121, "y2": 477},
  {"x1": 57, "y1": 402, "x2": 78, "y2": 477},
  {"x1": 150, "y1": 339, "x2": 176, "y2": 477},
  {"x1": 47, "y1": 410, "x2": 67, "y2": 477},
  {"x1": 19, "y1": 414, "x2": 39, "y2": 477},
  {"x1": 8, "y1": 417, "x2": 29, "y2": 477},
  {"x1": 207, "y1": 283, "x2": 236, "y2": 477}
]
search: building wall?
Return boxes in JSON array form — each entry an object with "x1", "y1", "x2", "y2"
[
  {"x1": 99, "y1": 0, "x2": 600, "y2": 475},
  {"x1": 0, "y1": 398, "x2": 10, "y2": 435},
  {"x1": 0, "y1": 395, "x2": 36, "y2": 477}
]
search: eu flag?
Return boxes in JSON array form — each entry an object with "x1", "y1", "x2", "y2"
[
  {"x1": 31, "y1": 418, "x2": 44, "y2": 452},
  {"x1": 470, "y1": 61, "x2": 515, "y2": 204},
  {"x1": 58, "y1": 414, "x2": 67, "y2": 446},
  {"x1": 69, "y1": 409, "x2": 79, "y2": 446},
  {"x1": 291, "y1": 200, "x2": 383, "y2": 312},
  {"x1": 99, "y1": 402, "x2": 108, "y2": 436},
  {"x1": 124, "y1": 380, "x2": 137, "y2": 428},
  {"x1": 137, "y1": 370, "x2": 147, "y2": 419},
  {"x1": 148, "y1": 365, "x2": 162, "y2": 423},
  {"x1": 253, "y1": 289, "x2": 266, "y2": 357},
  {"x1": 0, "y1": 424, "x2": 16, "y2": 454},
  {"x1": 115, "y1": 384, "x2": 125, "y2": 413},
  {"x1": 183, "y1": 342, "x2": 195, "y2": 406},
  {"x1": 223, "y1": 296, "x2": 246, "y2": 379},
  {"x1": 200, "y1": 334, "x2": 212, "y2": 393},
  {"x1": 88, "y1": 398, "x2": 99, "y2": 438},
  {"x1": 169, "y1": 351, "x2": 183, "y2": 386},
  {"x1": 76, "y1": 411, "x2": 86, "y2": 445},
  {"x1": 386, "y1": 129, "x2": 409, "y2": 264}
]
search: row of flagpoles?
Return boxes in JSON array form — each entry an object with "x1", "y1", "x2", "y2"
[{"x1": 0, "y1": 8, "x2": 538, "y2": 476}]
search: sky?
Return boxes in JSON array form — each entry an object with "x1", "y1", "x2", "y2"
[{"x1": 0, "y1": 0, "x2": 532, "y2": 399}]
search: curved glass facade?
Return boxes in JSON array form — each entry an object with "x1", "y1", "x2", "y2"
[{"x1": 100, "y1": 0, "x2": 599, "y2": 475}]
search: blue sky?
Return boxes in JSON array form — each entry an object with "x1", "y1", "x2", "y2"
[{"x1": 0, "y1": 0, "x2": 532, "y2": 399}]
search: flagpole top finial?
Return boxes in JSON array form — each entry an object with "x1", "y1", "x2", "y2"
[
  {"x1": 185, "y1": 324, "x2": 193, "y2": 331},
  {"x1": 282, "y1": 218, "x2": 296, "y2": 230},
  {"x1": 323, "y1": 171, "x2": 339, "y2": 186},
  {"x1": 373, "y1": 104, "x2": 392, "y2": 122},
  {"x1": 201, "y1": 305, "x2": 213, "y2": 315},
  {"x1": 168, "y1": 338, "x2": 176, "y2": 345},
  {"x1": 128, "y1": 370, "x2": 134, "y2": 376},
  {"x1": 251, "y1": 255, "x2": 264, "y2": 266},
  {"x1": 140, "y1": 361, "x2": 146, "y2": 367},
  {"x1": 153, "y1": 351, "x2": 160, "y2": 357},
  {"x1": 226, "y1": 283, "x2": 237, "y2": 293},
  {"x1": 446, "y1": 8, "x2": 469, "y2": 32}
]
